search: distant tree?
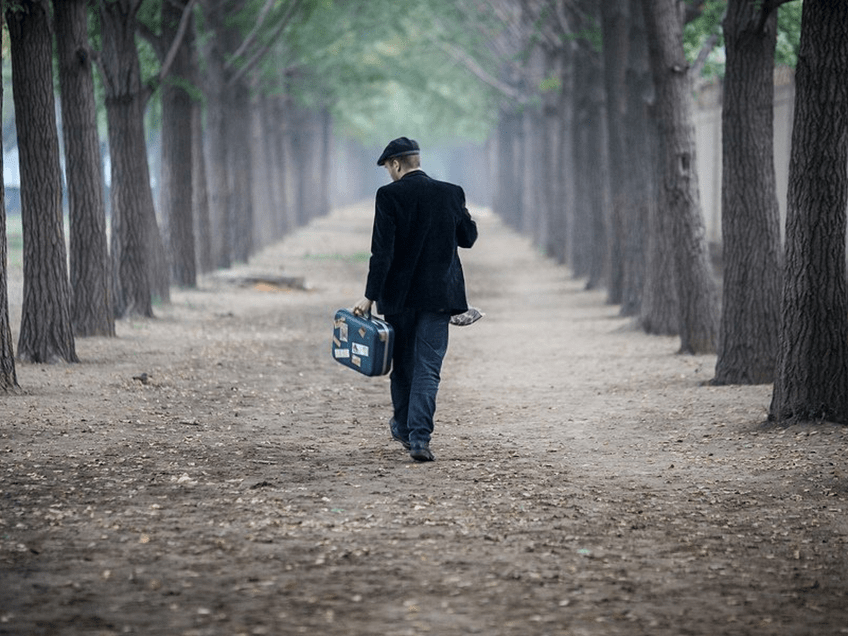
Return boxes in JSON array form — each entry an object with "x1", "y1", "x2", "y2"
[
  {"x1": 620, "y1": 0, "x2": 653, "y2": 319},
  {"x1": 571, "y1": 0, "x2": 608, "y2": 290},
  {"x1": 192, "y1": 93, "x2": 213, "y2": 273},
  {"x1": 0, "y1": 1, "x2": 18, "y2": 391},
  {"x1": 601, "y1": 0, "x2": 629, "y2": 306},
  {"x1": 770, "y1": 0, "x2": 848, "y2": 423},
  {"x1": 54, "y1": 0, "x2": 115, "y2": 338},
  {"x1": 712, "y1": 0, "x2": 786, "y2": 385},
  {"x1": 640, "y1": 0, "x2": 718, "y2": 354},
  {"x1": 7, "y1": 0, "x2": 78, "y2": 363},
  {"x1": 148, "y1": 0, "x2": 198, "y2": 286}
]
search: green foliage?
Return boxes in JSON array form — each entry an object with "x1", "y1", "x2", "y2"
[
  {"x1": 683, "y1": 0, "x2": 726, "y2": 79},
  {"x1": 259, "y1": 0, "x2": 500, "y2": 146},
  {"x1": 684, "y1": 0, "x2": 803, "y2": 79},
  {"x1": 539, "y1": 74, "x2": 562, "y2": 94},
  {"x1": 776, "y1": 1, "x2": 802, "y2": 67}
]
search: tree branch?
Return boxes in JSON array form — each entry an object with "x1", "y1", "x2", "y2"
[
  {"x1": 758, "y1": 0, "x2": 798, "y2": 33},
  {"x1": 438, "y1": 40, "x2": 528, "y2": 103},
  {"x1": 225, "y1": 0, "x2": 275, "y2": 71},
  {"x1": 158, "y1": 0, "x2": 198, "y2": 83},
  {"x1": 227, "y1": 0, "x2": 304, "y2": 88}
]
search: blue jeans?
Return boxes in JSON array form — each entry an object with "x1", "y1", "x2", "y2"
[{"x1": 385, "y1": 310, "x2": 450, "y2": 446}]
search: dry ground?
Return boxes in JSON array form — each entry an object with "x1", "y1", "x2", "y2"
[{"x1": 1, "y1": 202, "x2": 847, "y2": 636}]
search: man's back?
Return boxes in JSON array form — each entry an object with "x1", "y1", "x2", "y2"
[{"x1": 367, "y1": 170, "x2": 477, "y2": 315}]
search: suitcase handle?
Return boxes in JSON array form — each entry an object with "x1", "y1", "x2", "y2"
[{"x1": 352, "y1": 307, "x2": 371, "y2": 320}]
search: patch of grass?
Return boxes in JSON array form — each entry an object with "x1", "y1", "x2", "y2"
[{"x1": 305, "y1": 251, "x2": 371, "y2": 263}]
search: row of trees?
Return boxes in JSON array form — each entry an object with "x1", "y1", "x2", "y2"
[
  {"x1": 2, "y1": 0, "x2": 847, "y2": 427},
  {"x1": 475, "y1": 0, "x2": 848, "y2": 424},
  {"x1": 0, "y1": 0, "x2": 498, "y2": 390}
]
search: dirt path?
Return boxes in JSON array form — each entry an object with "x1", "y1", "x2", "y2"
[{"x1": 2, "y1": 203, "x2": 847, "y2": 635}]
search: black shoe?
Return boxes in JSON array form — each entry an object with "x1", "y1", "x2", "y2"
[
  {"x1": 410, "y1": 443, "x2": 435, "y2": 462},
  {"x1": 390, "y1": 418, "x2": 410, "y2": 450}
]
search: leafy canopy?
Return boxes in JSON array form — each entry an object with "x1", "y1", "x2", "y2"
[
  {"x1": 257, "y1": 0, "x2": 500, "y2": 146},
  {"x1": 684, "y1": 0, "x2": 803, "y2": 79}
]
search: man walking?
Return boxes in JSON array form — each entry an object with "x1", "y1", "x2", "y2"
[{"x1": 354, "y1": 137, "x2": 478, "y2": 462}]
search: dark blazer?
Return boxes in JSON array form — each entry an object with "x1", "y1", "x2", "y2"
[{"x1": 365, "y1": 170, "x2": 478, "y2": 316}]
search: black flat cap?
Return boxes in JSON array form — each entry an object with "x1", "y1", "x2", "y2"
[{"x1": 377, "y1": 137, "x2": 420, "y2": 166}]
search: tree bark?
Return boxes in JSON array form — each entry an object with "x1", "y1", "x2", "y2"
[
  {"x1": 7, "y1": 0, "x2": 78, "y2": 364},
  {"x1": 620, "y1": 0, "x2": 652, "y2": 319},
  {"x1": 160, "y1": 0, "x2": 197, "y2": 287},
  {"x1": 199, "y1": 0, "x2": 233, "y2": 268},
  {"x1": 227, "y1": 80, "x2": 253, "y2": 263},
  {"x1": 641, "y1": 0, "x2": 718, "y2": 354},
  {"x1": 192, "y1": 96, "x2": 213, "y2": 273},
  {"x1": 571, "y1": 31, "x2": 608, "y2": 289},
  {"x1": 54, "y1": 0, "x2": 115, "y2": 338},
  {"x1": 770, "y1": 0, "x2": 848, "y2": 423},
  {"x1": 601, "y1": 0, "x2": 630, "y2": 305},
  {"x1": 712, "y1": 0, "x2": 782, "y2": 385},
  {"x1": 0, "y1": 0, "x2": 19, "y2": 390},
  {"x1": 99, "y1": 0, "x2": 163, "y2": 317}
]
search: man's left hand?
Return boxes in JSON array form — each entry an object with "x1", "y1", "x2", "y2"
[{"x1": 353, "y1": 297, "x2": 373, "y2": 317}]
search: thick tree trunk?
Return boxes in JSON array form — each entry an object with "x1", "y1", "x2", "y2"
[
  {"x1": 0, "y1": 1, "x2": 19, "y2": 390},
  {"x1": 54, "y1": 0, "x2": 114, "y2": 338},
  {"x1": 641, "y1": 0, "x2": 718, "y2": 354},
  {"x1": 8, "y1": 1, "x2": 78, "y2": 363},
  {"x1": 160, "y1": 0, "x2": 197, "y2": 287},
  {"x1": 713, "y1": 0, "x2": 782, "y2": 385},
  {"x1": 100, "y1": 0, "x2": 167, "y2": 317},
  {"x1": 770, "y1": 0, "x2": 848, "y2": 423}
]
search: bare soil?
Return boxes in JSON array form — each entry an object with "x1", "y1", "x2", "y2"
[{"x1": 2, "y1": 203, "x2": 847, "y2": 636}]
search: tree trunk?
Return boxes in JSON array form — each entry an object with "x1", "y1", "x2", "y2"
[
  {"x1": 160, "y1": 0, "x2": 197, "y2": 287},
  {"x1": 620, "y1": 0, "x2": 652, "y2": 318},
  {"x1": 192, "y1": 95, "x2": 213, "y2": 273},
  {"x1": 7, "y1": 1, "x2": 78, "y2": 363},
  {"x1": 641, "y1": 0, "x2": 718, "y2": 354},
  {"x1": 227, "y1": 80, "x2": 253, "y2": 263},
  {"x1": 54, "y1": 0, "x2": 115, "y2": 338},
  {"x1": 0, "y1": 0, "x2": 19, "y2": 390},
  {"x1": 540, "y1": 48, "x2": 566, "y2": 264},
  {"x1": 601, "y1": 0, "x2": 629, "y2": 305},
  {"x1": 572, "y1": 33, "x2": 607, "y2": 288},
  {"x1": 495, "y1": 109, "x2": 523, "y2": 230},
  {"x1": 99, "y1": 0, "x2": 163, "y2": 317},
  {"x1": 550, "y1": 44, "x2": 575, "y2": 267},
  {"x1": 199, "y1": 0, "x2": 232, "y2": 269},
  {"x1": 770, "y1": 0, "x2": 848, "y2": 423},
  {"x1": 713, "y1": 0, "x2": 782, "y2": 385},
  {"x1": 265, "y1": 94, "x2": 288, "y2": 240}
]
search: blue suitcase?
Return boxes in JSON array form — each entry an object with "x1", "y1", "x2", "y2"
[{"x1": 332, "y1": 309, "x2": 394, "y2": 376}]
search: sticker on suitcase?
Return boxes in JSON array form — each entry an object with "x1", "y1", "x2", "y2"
[{"x1": 351, "y1": 343, "x2": 369, "y2": 357}]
